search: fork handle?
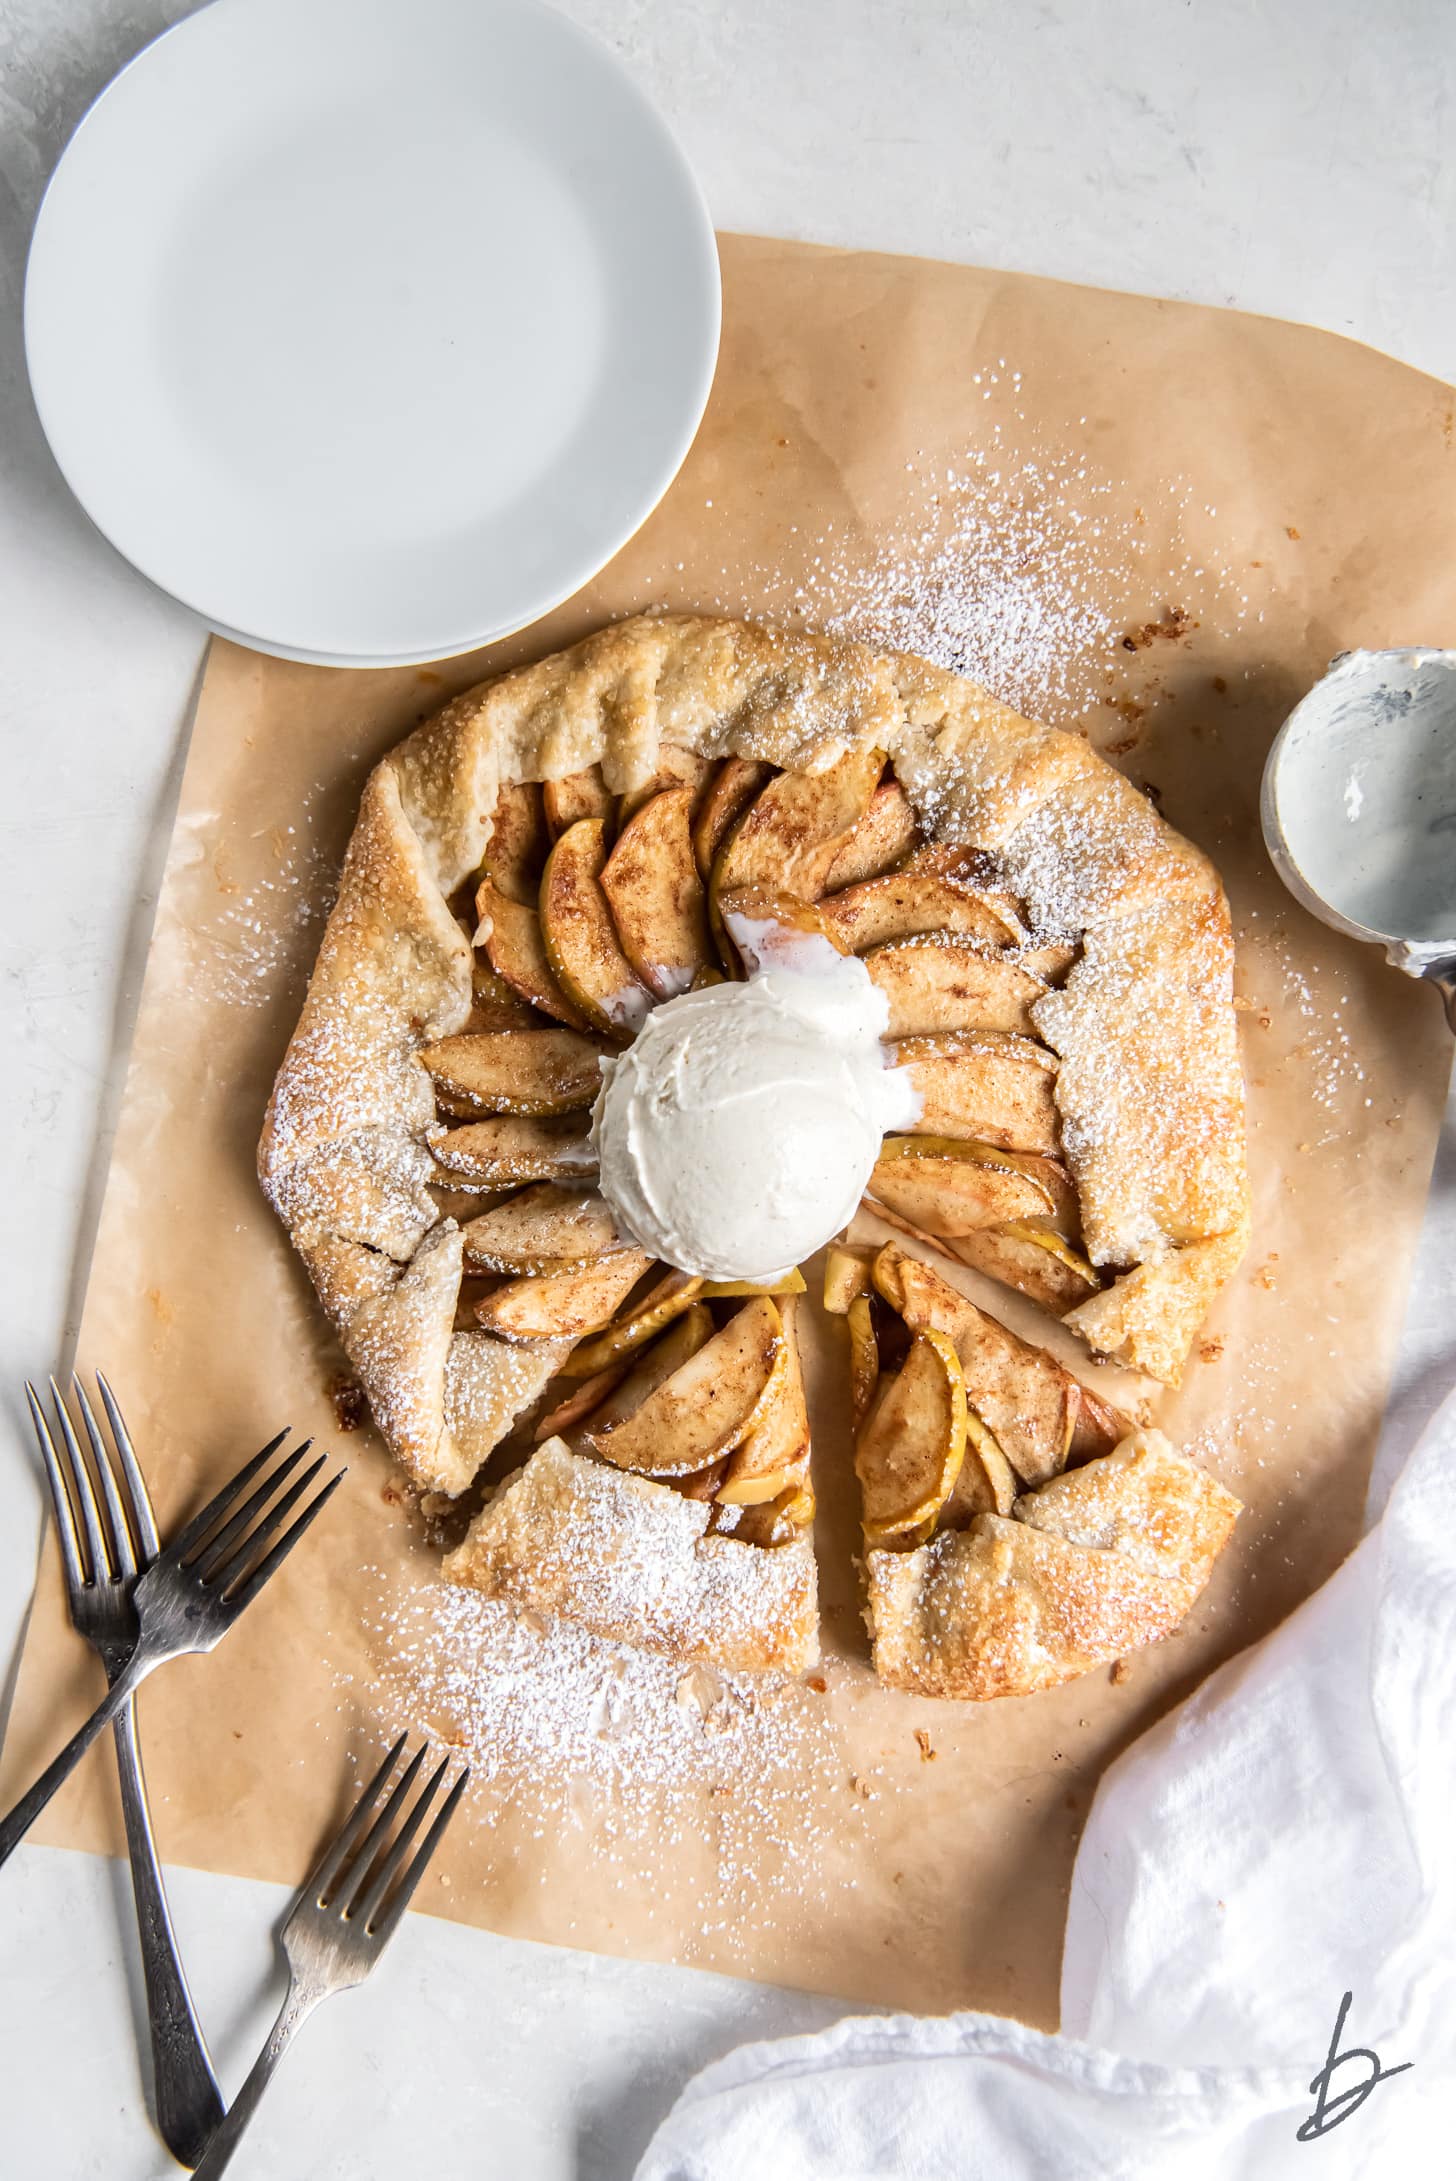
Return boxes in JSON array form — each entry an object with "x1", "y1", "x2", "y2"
[
  {"x1": 0, "y1": 1639, "x2": 156, "y2": 1870},
  {"x1": 111, "y1": 1695, "x2": 226, "y2": 2165},
  {"x1": 191, "y1": 1980, "x2": 322, "y2": 2179}
]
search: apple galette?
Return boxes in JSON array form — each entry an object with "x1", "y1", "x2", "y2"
[{"x1": 261, "y1": 612, "x2": 1249, "y2": 1697}]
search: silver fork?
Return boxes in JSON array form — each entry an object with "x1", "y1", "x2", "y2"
[
  {"x1": 26, "y1": 1374, "x2": 225, "y2": 2167},
  {"x1": 191, "y1": 1735, "x2": 470, "y2": 2178},
  {"x1": 0, "y1": 1420, "x2": 345, "y2": 1870}
]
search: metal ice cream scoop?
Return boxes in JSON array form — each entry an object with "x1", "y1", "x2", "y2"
[{"x1": 1261, "y1": 647, "x2": 1456, "y2": 1033}]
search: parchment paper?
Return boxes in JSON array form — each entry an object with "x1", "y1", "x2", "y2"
[{"x1": 5, "y1": 236, "x2": 1453, "y2": 2029}]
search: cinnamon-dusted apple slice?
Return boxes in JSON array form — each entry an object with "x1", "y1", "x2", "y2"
[
  {"x1": 584, "y1": 1295, "x2": 784, "y2": 1477},
  {"x1": 818, "y1": 870, "x2": 1025, "y2": 955},
  {"x1": 460, "y1": 1184, "x2": 631, "y2": 1274},
  {"x1": 420, "y1": 1028, "x2": 606, "y2": 1115},
  {"x1": 893, "y1": 1032, "x2": 1061, "y2": 1156},
  {"x1": 482, "y1": 781, "x2": 550, "y2": 903},
  {"x1": 1069, "y1": 1383, "x2": 1131, "y2": 1463},
  {"x1": 573, "y1": 1302, "x2": 715, "y2": 1435},
  {"x1": 692, "y1": 757, "x2": 772, "y2": 880},
  {"x1": 676, "y1": 1461, "x2": 731, "y2": 1503},
  {"x1": 947, "y1": 1224, "x2": 1101, "y2": 1312},
  {"x1": 616, "y1": 747, "x2": 713, "y2": 826},
  {"x1": 855, "y1": 1328, "x2": 967, "y2": 1548},
  {"x1": 823, "y1": 1243, "x2": 875, "y2": 1314},
  {"x1": 865, "y1": 938, "x2": 1045, "y2": 1038},
  {"x1": 847, "y1": 1295, "x2": 880, "y2": 1425},
  {"x1": 869, "y1": 1136, "x2": 1062, "y2": 1234},
  {"x1": 542, "y1": 765, "x2": 614, "y2": 839},
  {"x1": 432, "y1": 1114, "x2": 597, "y2": 1190},
  {"x1": 600, "y1": 785, "x2": 713, "y2": 999},
  {"x1": 561, "y1": 1268, "x2": 705, "y2": 1375},
  {"x1": 466, "y1": 958, "x2": 544, "y2": 1033},
  {"x1": 534, "y1": 1360, "x2": 632, "y2": 1442},
  {"x1": 541, "y1": 818, "x2": 653, "y2": 1038},
  {"x1": 873, "y1": 1245, "x2": 1077, "y2": 1486},
  {"x1": 822, "y1": 777, "x2": 920, "y2": 890},
  {"x1": 474, "y1": 876, "x2": 594, "y2": 1030},
  {"x1": 715, "y1": 1477, "x2": 814, "y2": 1546},
  {"x1": 713, "y1": 746, "x2": 885, "y2": 904},
  {"x1": 475, "y1": 1251, "x2": 653, "y2": 1341},
  {"x1": 717, "y1": 885, "x2": 848, "y2": 977},
  {"x1": 941, "y1": 1412, "x2": 1019, "y2": 1522},
  {"x1": 718, "y1": 1296, "x2": 811, "y2": 1505}
]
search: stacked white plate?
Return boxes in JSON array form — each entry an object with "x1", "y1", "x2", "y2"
[{"x1": 25, "y1": 0, "x2": 721, "y2": 666}]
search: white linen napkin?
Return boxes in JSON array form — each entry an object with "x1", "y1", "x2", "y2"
[{"x1": 636, "y1": 1388, "x2": 1456, "y2": 2179}]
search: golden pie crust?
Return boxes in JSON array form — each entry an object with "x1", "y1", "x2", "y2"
[{"x1": 260, "y1": 612, "x2": 1249, "y2": 1691}]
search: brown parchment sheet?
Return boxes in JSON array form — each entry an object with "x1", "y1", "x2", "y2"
[{"x1": 4, "y1": 236, "x2": 1453, "y2": 2030}]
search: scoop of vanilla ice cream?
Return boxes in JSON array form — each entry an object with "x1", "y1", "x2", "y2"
[{"x1": 591, "y1": 921, "x2": 920, "y2": 1282}]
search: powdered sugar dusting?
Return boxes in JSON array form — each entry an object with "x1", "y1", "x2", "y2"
[
  {"x1": 167, "y1": 794, "x2": 336, "y2": 1011},
  {"x1": 343, "y1": 1572, "x2": 886, "y2": 1941},
  {"x1": 705, "y1": 367, "x2": 1255, "y2": 726}
]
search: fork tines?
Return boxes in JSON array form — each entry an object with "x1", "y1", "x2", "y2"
[
  {"x1": 312, "y1": 1736, "x2": 471, "y2": 1942},
  {"x1": 26, "y1": 1373, "x2": 153, "y2": 1589},
  {"x1": 171, "y1": 1433, "x2": 346, "y2": 1611}
]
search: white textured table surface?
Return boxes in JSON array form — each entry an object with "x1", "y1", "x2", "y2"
[{"x1": 1, "y1": 3, "x2": 1453, "y2": 2176}]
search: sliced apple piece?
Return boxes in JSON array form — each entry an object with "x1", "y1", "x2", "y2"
[
  {"x1": 865, "y1": 938, "x2": 1044, "y2": 1038},
  {"x1": 616, "y1": 747, "x2": 713, "y2": 826},
  {"x1": 584, "y1": 1296, "x2": 783, "y2": 1476},
  {"x1": 482, "y1": 781, "x2": 549, "y2": 904},
  {"x1": 715, "y1": 1478, "x2": 813, "y2": 1546},
  {"x1": 717, "y1": 1296, "x2": 810, "y2": 1505},
  {"x1": 947, "y1": 1225, "x2": 1101, "y2": 1312},
  {"x1": 542, "y1": 766, "x2": 613, "y2": 839},
  {"x1": 877, "y1": 1134, "x2": 1077, "y2": 1225},
  {"x1": 600, "y1": 785, "x2": 713, "y2": 999},
  {"x1": 868, "y1": 1138, "x2": 1061, "y2": 1237},
  {"x1": 819, "y1": 870, "x2": 1024, "y2": 955},
  {"x1": 561, "y1": 1269, "x2": 705, "y2": 1376},
  {"x1": 474, "y1": 875, "x2": 593, "y2": 1030},
  {"x1": 474, "y1": 1251, "x2": 653, "y2": 1340},
  {"x1": 541, "y1": 817, "x2": 653, "y2": 1038},
  {"x1": 713, "y1": 746, "x2": 884, "y2": 905},
  {"x1": 432, "y1": 1114, "x2": 597, "y2": 1190},
  {"x1": 855, "y1": 1327, "x2": 966, "y2": 1547},
  {"x1": 534, "y1": 1361, "x2": 632, "y2": 1442},
  {"x1": 675, "y1": 1462, "x2": 730, "y2": 1503},
  {"x1": 893, "y1": 1032, "x2": 1061, "y2": 1155},
  {"x1": 872, "y1": 1243, "x2": 1077, "y2": 1486},
  {"x1": 823, "y1": 1244, "x2": 875, "y2": 1315},
  {"x1": 420, "y1": 1029, "x2": 605, "y2": 1115},
  {"x1": 575, "y1": 1302, "x2": 715, "y2": 1435},
  {"x1": 461, "y1": 1185, "x2": 631, "y2": 1274},
  {"x1": 692, "y1": 757, "x2": 772, "y2": 880},
  {"x1": 466, "y1": 958, "x2": 544, "y2": 1033},
  {"x1": 1069, "y1": 1383, "x2": 1129, "y2": 1462},
  {"x1": 942, "y1": 1410, "x2": 1019, "y2": 1522},
  {"x1": 822, "y1": 777, "x2": 920, "y2": 890},
  {"x1": 847, "y1": 1294, "x2": 880, "y2": 1425},
  {"x1": 717, "y1": 886, "x2": 848, "y2": 976}
]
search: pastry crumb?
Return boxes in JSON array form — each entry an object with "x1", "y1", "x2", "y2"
[
  {"x1": 326, "y1": 1373, "x2": 369, "y2": 1433},
  {"x1": 914, "y1": 1729, "x2": 937, "y2": 1762}
]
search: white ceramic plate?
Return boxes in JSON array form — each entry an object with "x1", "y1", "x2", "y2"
[{"x1": 25, "y1": 0, "x2": 720, "y2": 666}]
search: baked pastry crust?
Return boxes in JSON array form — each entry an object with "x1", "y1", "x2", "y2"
[
  {"x1": 866, "y1": 1430, "x2": 1241, "y2": 1700},
  {"x1": 443, "y1": 1437, "x2": 819, "y2": 1674},
  {"x1": 261, "y1": 612, "x2": 1249, "y2": 1509}
]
